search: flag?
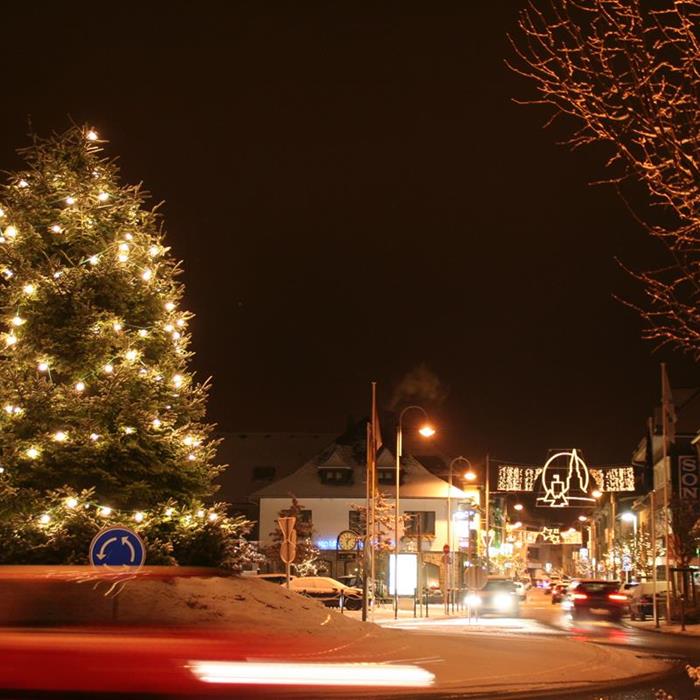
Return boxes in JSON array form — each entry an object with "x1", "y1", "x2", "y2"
[
  {"x1": 371, "y1": 389, "x2": 383, "y2": 455},
  {"x1": 643, "y1": 416, "x2": 654, "y2": 492},
  {"x1": 661, "y1": 364, "x2": 676, "y2": 445}
]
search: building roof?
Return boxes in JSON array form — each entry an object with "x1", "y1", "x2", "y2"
[
  {"x1": 252, "y1": 439, "x2": 467, "y2": 500},
  {"x1": 215, "y1": 432, "x2": 337, "y2": 507}
]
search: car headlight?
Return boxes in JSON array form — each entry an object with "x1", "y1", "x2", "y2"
[
  {"x1": 465, "y1": 594, "x2": 481, "y2": 607},
  {"x1": 494, "y1": 593, "x2": 513, "y2": 611}
]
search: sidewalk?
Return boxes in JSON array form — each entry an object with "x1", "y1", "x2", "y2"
[
  {"x1": 344, "y1": 602, "x2": 466, "y2": 623},
  {"x1": 626, "y1": 619, "x2": 700, "y2": 636}
]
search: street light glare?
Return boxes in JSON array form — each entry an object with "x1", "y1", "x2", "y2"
[
  {"x1": 418, "y1": 424, "x2": 436, "y2": 438},
  {"x1": 513, "y1": 503, "x2": 524, "y2": 511},
  {"x1": 578, "y1": 515, "x2": 587, "y2": 522},
  {"x1": 464, "y1": 470, "x2": 477, "y2": 481},
  {"x1": 592, "y1": 489, "x2": 603, "y2": 498},
  {"x1": 621, "y1": 511, "x2": 636, "y2": 523}
]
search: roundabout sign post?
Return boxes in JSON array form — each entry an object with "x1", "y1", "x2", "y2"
[{"x1": 89, "y1": 526, "x2": 146, "y2": 570}]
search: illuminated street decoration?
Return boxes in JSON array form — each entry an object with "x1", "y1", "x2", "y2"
[
  {"x1": 493, "y1": 453, "x2": 636, "y2": 503},
  {"x1": 538, "y1": 449, "x2": 594, "y2": 508},
  {"x1": 540, "y1": 527, "x2": 561, "y2": 544},
  {"x1": 590, "y1": 467, "x2": 635, "y2": 493},
  {"x1": 497, "y1": 465, "x2": 542, "y2": 491},
  {"x1": 527, "y1": 527, "x2": 582, "y2": 545}
]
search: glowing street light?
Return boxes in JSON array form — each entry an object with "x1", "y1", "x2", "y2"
[
  {"x1": 592, "y1": 489, "x2": 603, "y2": 499},
  {"x1": 578, "y1": 515, "x2": 588, "y2": 522},
  {"x1": 418, "y1": 424, "x2": 436, "y2": 438},
  {"x1": 514, "y1": 503, "x2": 524, "y2": 511}
]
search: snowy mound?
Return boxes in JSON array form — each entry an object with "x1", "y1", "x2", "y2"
[{"x1": 0, "y1": 569, "x2": 369, "y2": 640}]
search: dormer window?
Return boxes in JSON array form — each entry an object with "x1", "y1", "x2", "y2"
[{"x1": 319, "y1": 467, "x2": 352, "y2": 485}]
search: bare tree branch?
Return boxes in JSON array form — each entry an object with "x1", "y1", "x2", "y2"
[{"x1": 511, "y1": 0, "x2": 700, "y2": 357}]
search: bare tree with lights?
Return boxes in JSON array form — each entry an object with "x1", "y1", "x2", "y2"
[
  {"x1": 510, "y1": 0, "x2": 700, "y2": 357},
  {"x1": 0, "y1": 126, "x2": 252, "y2": 566}
]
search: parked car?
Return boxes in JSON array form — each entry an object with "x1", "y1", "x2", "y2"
[
  {"x1": 255, "y1": 573, "x2": 296, "y2": 585},
  {"x1": 628, "y1": 582, "x2": 668, "y2": 621},
  {"x1": 566, "y1": 580, "x2": 627, "y2": 621},
  {"x1": 467, "y1": 579, "x2": 521, "y2": 617},
  {"x1": 551, "y1": 583, "x2": 569, "y2": 604},
  {"x1": 284, "y1": 576, "x2": 363, "y2": 610}
]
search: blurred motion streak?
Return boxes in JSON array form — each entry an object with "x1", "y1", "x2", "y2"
[{"x1": 190, "y1": 661, "x2": 436, "y2": 687}]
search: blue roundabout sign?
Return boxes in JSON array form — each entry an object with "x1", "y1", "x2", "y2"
[{"x1": 89, "y1": 527, "x2": 146, "y2": 569}]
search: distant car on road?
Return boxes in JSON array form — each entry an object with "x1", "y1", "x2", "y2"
[
  {"x1": 551, "y1": 583, "x2": 569, "y2": 604},
  {"x1": 285, "y1": 576, "x2": 363, "y2": 610},
  {"x1": 468, "y1": 579, "x2": 521, "y2": 617},
  {"x1": 513, "y1": 581, "x2": 527, "y2": 601},
  {"x1": 566, "y1": 580, "x2": 627, "y2": 621}
]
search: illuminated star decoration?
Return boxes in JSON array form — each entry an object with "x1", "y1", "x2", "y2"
[{"x1": 540, "y1": 527, "x2": 561, "y2": 544}]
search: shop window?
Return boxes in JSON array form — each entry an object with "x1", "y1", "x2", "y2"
[{"x1": 404, "y1": 511, "x2": 436, "y2": 536}]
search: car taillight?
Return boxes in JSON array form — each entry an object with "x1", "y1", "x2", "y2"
[
  {"x1": 572, "y1": 593, "x2": 588, "y2": 600},
  {"x1": 608, "y1": 593, "x2": 627, "y2": 602}
]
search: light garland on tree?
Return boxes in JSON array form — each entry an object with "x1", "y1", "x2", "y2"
[{"x1": 0, "y1": 126, "x2": 233, "y2": 568}]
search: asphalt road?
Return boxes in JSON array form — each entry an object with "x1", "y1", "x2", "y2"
[{"x1": 377, "y1": 590, "x2": 700, "y2": 700}]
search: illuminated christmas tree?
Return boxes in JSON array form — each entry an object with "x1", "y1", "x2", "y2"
[{"x1": 0, "y1": 126, "x2": 250, "y2": 565}]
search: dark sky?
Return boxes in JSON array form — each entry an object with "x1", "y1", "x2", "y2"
[{"x1": 2, "y1": 1, "x2": 697, "y2": 465}]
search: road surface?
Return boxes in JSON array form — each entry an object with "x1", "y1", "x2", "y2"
[{"x1": 369, "y1": 589, "x2": 699, "y2": 699}]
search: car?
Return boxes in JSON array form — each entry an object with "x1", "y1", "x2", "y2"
[
  {"x1": 285, "y1": 576, "x2": 363, "y2": 610},
  {"x1": 566, "y1": 580, "x2": 627, "y2": 621},
  {"x1": 255, "y1": 573, "x2": 297, "y2": 585},
  {"x1": 628, "y1": 582, "x2": 668, "y2": 621},
  {"x1": 551, "y1": 583, "x2": 569, "y2": 604},
  {"x1": 467, "y1": 579, "x2": 521, "y2": 617},
  {"x1": 513, "y1": 580, "x2": 527, "y2": 601}
]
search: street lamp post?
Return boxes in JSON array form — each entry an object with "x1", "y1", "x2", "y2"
[
  {"x1": 447, "y1": 456, "x2": 472, "y2": 613},
  {"x1": 619, "y1": 511, "x2": 638, "y2": 583},
  {"x1": 394, "y1": 406, "x2": 434, "y2": 620}
]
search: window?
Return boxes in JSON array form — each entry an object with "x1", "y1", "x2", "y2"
[
  {"x1": 319, "y1": 468, "x2": 352, "y2": 485},
  {"x1": 378, "y1": 470, "x2": 394, "y2": 484},
  {"x1": 348, "y1": 510, "x2": 362, "y2": 532},
  {"x1": 297, "y1": 509, "x2": 312, "y2": 525},
  {"x1": 404, "y1": 511, "x2": 436, "y2": 536},
  {"x1": 252, "y1": 466, "x2": 276, "y2": 481}
]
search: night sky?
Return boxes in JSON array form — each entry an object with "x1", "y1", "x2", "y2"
[{"x1": 2, "y1": 2, "x2": 697, "y2": 466}]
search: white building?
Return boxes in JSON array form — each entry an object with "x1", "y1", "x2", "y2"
[{"x1": 252, "y1": 425, "x2": 479, "y2": 589}]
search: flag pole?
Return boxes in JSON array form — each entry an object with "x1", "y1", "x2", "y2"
[
  {"x1": 362, "y1": 416, "x2": 371, "y2": 622},
  {"x1": 661, "y1": 363, "x2": 672, "y2": 624},
  {"x1": 647, "y1": 416, "x2": 659, "y2": 628},
  {"x1": 370, "y1": 381, "x2": 378, "y2": 621}
]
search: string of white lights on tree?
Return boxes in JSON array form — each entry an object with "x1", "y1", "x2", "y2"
[{"x1": 0, "y1": 127, "x2": 251, "y2": 565}]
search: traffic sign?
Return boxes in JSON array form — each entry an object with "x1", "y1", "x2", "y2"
[
  {"x1": 277, "y1": 518, "x2": 297, "y2": 565},
  {"x1": 89, "y1": 527, "x2": 146, "y2": 569}
]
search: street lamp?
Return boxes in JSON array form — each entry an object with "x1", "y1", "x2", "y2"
[
  {"x1": 620, "y1": 511, "x2": 638, "y2": 535},
  {"x1": 513, "y1": 503, "x2": 524, "y2": 512},
  {"x1": 394, "y1": 405, "x2": 434, "y2": 619},
  {"x1": 447, "y1": 456, "x2": 472, "y2": 612},
  {"x1": 578, "y1": 515, "x2": 588, "y2": 522},
  {"x1": 592, "y1": 489, "x2": 603, "y2": 499}
]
